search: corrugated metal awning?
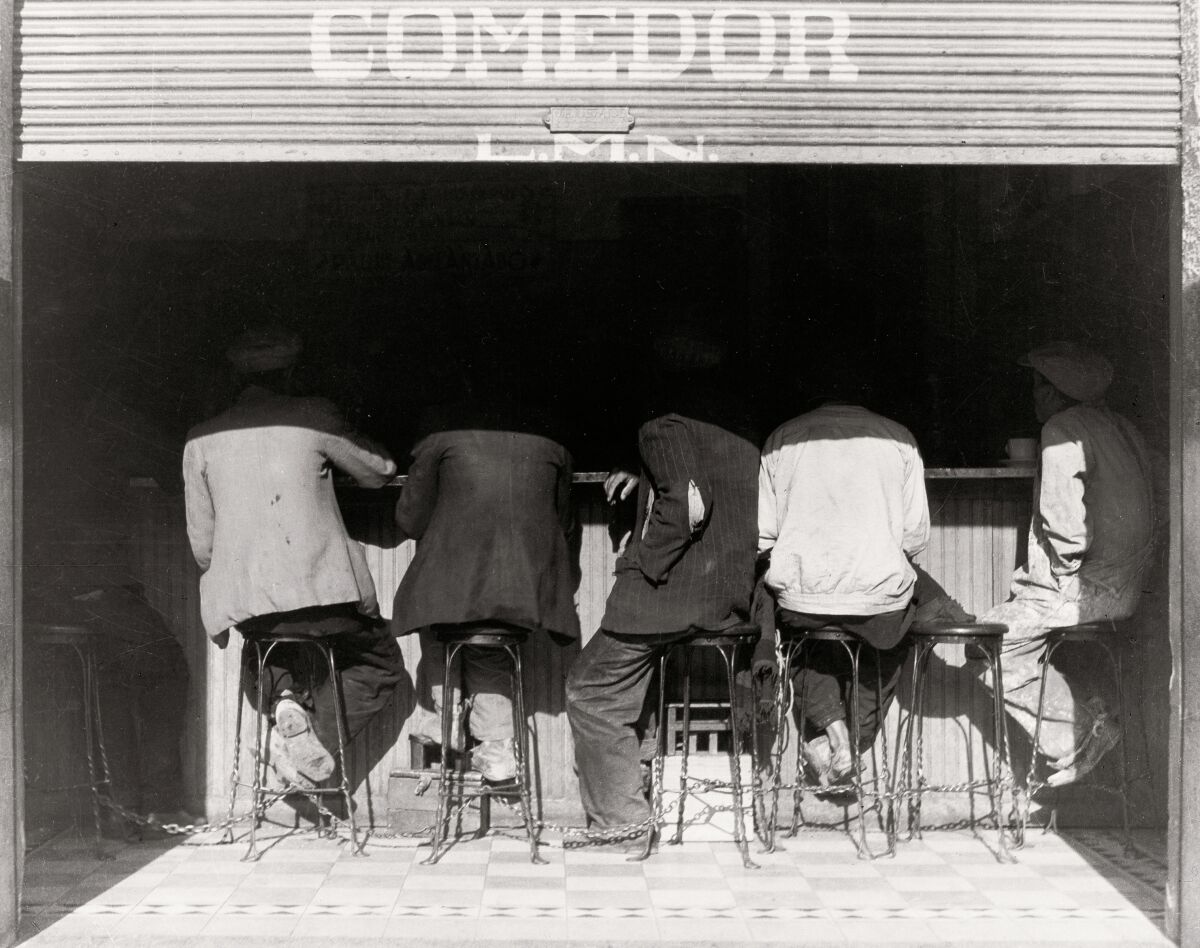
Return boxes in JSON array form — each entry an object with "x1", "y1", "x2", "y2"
[{"x1": 17, "y1": 0, "x2": 1181, "y2": 164}]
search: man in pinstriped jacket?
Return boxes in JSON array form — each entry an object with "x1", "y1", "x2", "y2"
[{"x1": 565, "y1": 323, "x2": 760, "y2": 845}]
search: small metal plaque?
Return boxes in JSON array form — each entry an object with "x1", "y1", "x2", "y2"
[{"x1": 544, "y1": 107, "x2": 635, "y2": 134}]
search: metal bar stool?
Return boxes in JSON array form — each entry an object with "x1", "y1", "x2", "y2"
[
  {"x1": 26, "y1": 623, "x2": 113, "y2": 852},
  {"x1": 895, "y1": 621, "x2": 1016, "y2": 862},
  {"x1": 637, "y1": 622, "x2": 761, "y2": 869},
  {"x1": 226, "y1": 633, "x2": 360, "y2": 861},
  {"x1": 422, "y1": 627, "x2": 544, "y2": 866},
  {"x1": 1021, "y1": 621, "x2": 1132, "y2": 849},
  {"x1": 765, "y1": 625, "x2": 894, "y2": 860}
]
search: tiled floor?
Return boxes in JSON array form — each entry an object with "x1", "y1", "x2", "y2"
[{"x1": 19, "y1": 822, "x2": 1169, "y2": 946}]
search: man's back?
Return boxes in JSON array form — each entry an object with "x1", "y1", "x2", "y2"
[
  {"x1": 392, "y1": 427, "x2": 580, "y2": 641},
  {"x1": 1033, "y1": 403, "x2": 1155, "y2": 591},
  {"x1": 759, "y1": 404, "x2": 930, "y2": 617},
  {"x1": 183, "y1": 386, "x2": 396, "y2": 638}
]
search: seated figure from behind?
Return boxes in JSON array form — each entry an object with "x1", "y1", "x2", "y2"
[
  {"x1": 565, "y1": 321, "x2": 760, "y2": 846},
  {"x1": 392, "y1": 365, "x2": 581, "y2": 783},
  {"x1": 979, "y1": 342, "x2": 1156, "y2": 787},
  {"x1": 183, "y1": 327, "x2": 405, "y2": 790},
  {"x1": 757, "y1": 367, "x2": 930, "y2": 786}
]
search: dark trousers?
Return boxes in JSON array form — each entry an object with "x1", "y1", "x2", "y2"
[
  {"x1": 239, "y1": 604, "x2": 405, "y2": 754},
  {"x1": 565, "y1": 629, "x2": 689, "y2": 828},
  {"x1": 778, "y1": 608, "x2": 911, "y2": 750},
  {"x1": 27, "y1": 584, "x2": 189, "y2": 812}
]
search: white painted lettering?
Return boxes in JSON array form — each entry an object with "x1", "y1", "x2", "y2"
[
  {"x1": 387, "y1": 7, "x2": 458, "y2": 79},
  {"x1": 467, "y1": 8, "x2": 546, "y2": 80},
  {"x1": 553, "y1": 132, "x2": 625, "y2": 160},
  {"x1": 708, "y1": 9, "x2": 776, "y2": 81},
  {"x1": 311, "y1": 9, "x2": 374, "y2": 80},
  {"x1": 629, "y1": 9, "x2": 696, "y2": 81},
  {"x1": 554, "y1": 8, "x2": 618, "y2": 79},
  {"x1": 784, "y1": 10, "x2": 857, "y2": 81}
]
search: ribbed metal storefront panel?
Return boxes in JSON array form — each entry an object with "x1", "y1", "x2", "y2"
[{"x1": 18, "y1": 1, "x2": 1181, "y2": 163}]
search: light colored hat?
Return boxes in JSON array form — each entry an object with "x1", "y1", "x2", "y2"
[
  {"x1": 1019, "y1": 341, "x2": 1113, "y2": 403},
  {"x1": 226, "y1": 327, "x2": 301, "y2": 374}
]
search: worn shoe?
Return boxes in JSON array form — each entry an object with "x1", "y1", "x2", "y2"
[
  {"x1": 1047, "y1": 708, "x2": 1122, "y2": 788},
  {"x1": 272, "y1": 697, "x2": 334, "y2": 783},
  {"x1": 269, "y1": 730, "x2": 317, "y2": 790},
  {"x1": 471, "y1": 738, "x2": 518, "y2": 783},
  {"x1": 800, "y1": 736, "x2": 834, "y2": 787}
]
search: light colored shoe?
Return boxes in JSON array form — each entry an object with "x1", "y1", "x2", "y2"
[
  {"x1": 471, "y1": 738, "x2": 518, "y2": 783},
  {"x1": 272, "y1": 697, "x2": 334, "y2": 783},
  {"x1": 800, "y1": 736, "x2": 833, "y2": 787},
  {"x1": 269, "y1": 729, "x2": 317, "y2": 791},
  {"x1": 1047, "y1": 709, "x2": 1121, "y2": 788}
]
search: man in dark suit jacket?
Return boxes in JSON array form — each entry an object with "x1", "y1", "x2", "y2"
[
  {"x1": 392, "y1": 394, "x2": 580, "y2": 782},
  {"x1": 565, "y1": 325, "x2": 759, "y2": 837}
]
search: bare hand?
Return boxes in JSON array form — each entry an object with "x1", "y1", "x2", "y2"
[{"x1": 603, "y1": 469, "x2": 639, "y2": 504}]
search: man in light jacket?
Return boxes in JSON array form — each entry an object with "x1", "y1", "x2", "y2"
[
  {"x1": 980, "y1": 342, "x2": 1155, "y2": 786},
  {"x1": 758, "y1": 378, "x2": 930, "y2": 785},
  {"x1": 183, "y1": 327, "x2": 405, "y2": 789}
]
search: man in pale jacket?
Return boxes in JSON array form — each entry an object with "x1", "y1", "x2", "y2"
[
  {"x1": 183, "y1": 327, "x2": 404, "y2": 789},
  {"x1": 758, "y1": 376, "x2": 930, "y2": 785},
  {"x1": 980, "y1": 342, "x2": 1155, "y2": 786}
]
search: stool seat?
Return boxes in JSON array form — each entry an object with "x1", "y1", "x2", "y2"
[
  {"x1": 434, "y1": 628, "x2": 530, "y2": 648},
  {"x1": 684, "y1": 623, "x2": 760, "y2": 648},
  {"x1": 778, "y1": 625, "x2": 858, "y2": 643},
  {"x1": 27, "y1": 623, "x2": 102, "y2": 646},
  {"x1": 909, "y1": 621, "x2": 1006, "y2": 637},
  {"x1": 1044, "y1": 621, "x2": 1123, "y2": 641}
]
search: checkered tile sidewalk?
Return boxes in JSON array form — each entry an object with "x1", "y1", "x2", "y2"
[{"x1": 19, "y1": 825, "x2": 1169, "y2": 945}]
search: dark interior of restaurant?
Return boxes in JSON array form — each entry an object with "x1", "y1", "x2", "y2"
[
  {"x1": 19, "y1": 162, "x2": 1173, "y2": 839},
  {"x1": 20, "y1": 163, "x2": 1171, "y2": 473}
]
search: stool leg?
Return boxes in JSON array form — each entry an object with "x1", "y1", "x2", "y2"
[
  {"x1": 322, "y1": 643, "x2": 363, "y2": 856},
  {"x1": 788, "y1": 639, "x2": 808, "y2": 839},
  {"x1": 1104, "y1": 648, "x2": 1132, "y2": 859},
  {"x1": 842, "y1": 639, "x2": 875, "y2": 860},
  {"x1": 1028, "y1": 638, "x2": 1057, "y2": 835},
  {"x1": 766, "y1": 638, "x2": 794, "y2": 853},
  {"x1": 223, "y1": 639, "x2": 250, "y2": 845},
  {"x1": 987, "y1": 644, "x2": 1015, "y2": 863},
  {"x1": 509, "y1": 643, "x2": 547, "y2": 865},
  {"x1": 74, "y1": 644, "x2": 107, "y2": 854},
  {"x1": 894, "y1": 641, "x2": 919, "y2": 845},
  {"x1": 720, "y1": 642, "x2": 758, "y2": 869},
  {"x1": 422, "y1": 641, "x2": 460, "y2": 866},
  {"x1": 869, "y1": 644, "x2": 895, "y2": 859},
  {"x1": 244, "y1": 639, "x2": 275, "y2": 862},
  {"x1": 748, "y1": 644, "x2": 767, "y2": 849},
  {"x1": 673, "y1": 645, "x2": 693, "y2": 846},
  {"x1": 1097, "y1": 640, "x2": 1133, "y2": 853},
  {"x1": 631, "y1": 650, "x2": 667, "y2": 863},
  {"x1": 908, "y1": 641, "x2": 933, "y2": 842}
]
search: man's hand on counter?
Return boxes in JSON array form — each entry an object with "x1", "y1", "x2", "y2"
[{"x1": 603, "y1": 469, "x2": 640, "y2": 504}]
